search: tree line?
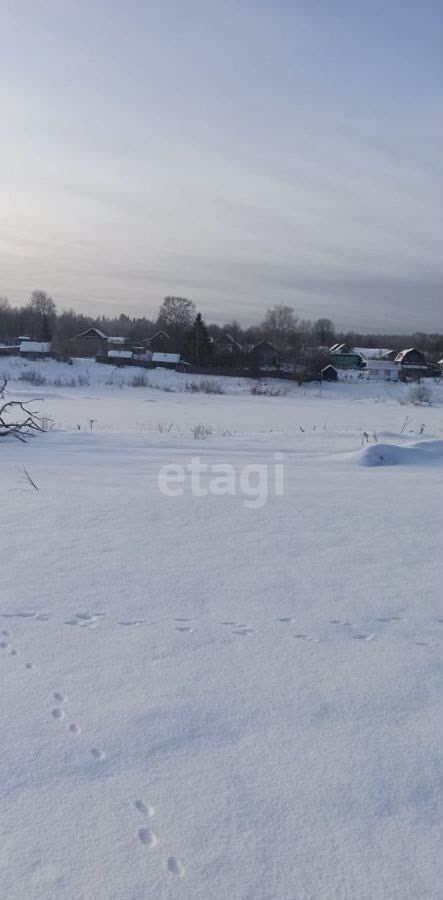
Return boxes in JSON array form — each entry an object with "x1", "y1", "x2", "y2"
[{"x1": 1, "y1": 291, "x2": 442, "y2": 363}]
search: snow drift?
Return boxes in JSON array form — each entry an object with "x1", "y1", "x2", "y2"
[{"x1": 358, "y1": 439, "x2": 443, "y2": 467}]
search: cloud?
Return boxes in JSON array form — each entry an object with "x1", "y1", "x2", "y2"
[{"x1": 0, "y1": 1, "x2": 440, "y2": 330}]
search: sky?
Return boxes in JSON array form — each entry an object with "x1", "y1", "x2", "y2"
[{"x1": 0, "y1": 0, "x2": 441, "y2": 331}]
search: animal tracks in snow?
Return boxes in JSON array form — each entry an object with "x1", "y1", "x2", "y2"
[
  {"x1": 0, "y1": 618, "x2": 190, "y2": 885},
  {"x1": 174, "y1": 617, "x2": 195, "y2": 633},
  {"x1": 133, "y1": 800, "x2": 185, "y2": 878},
  {"x1": 135, "y1": 800, "x2": 155, "y2": 816},
  {"x1": 167, "y1": 856, "x2": 185, "y2": 878},
  {"x1": 135, "y1": 802, "x2": 157, "y2": 849},
  {"x1": 53, "y1": 691, "x2": 66, "y2": 703},
  {"x1": 91, "y1": 747, "x2": 106, "y2": 761},
  {"x1": 65, "y1": 611, "x2": 106, "y2": 628},
  {"x1": 49, "y1": 690, "x2": 82, "y2": 739},
  {"x1": 138, "y1": 827, "x2": 158, "y2": 848}
]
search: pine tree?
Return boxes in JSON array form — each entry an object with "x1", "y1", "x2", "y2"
[
  {"x1": 185, "y1": 313, "x2": 212, "y2": 365},
  {"x1": 41, "y1": 314, "x2": 52, "y2": 343}
]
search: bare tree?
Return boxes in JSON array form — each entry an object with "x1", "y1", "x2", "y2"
[
  {"x1": 28, "y1": 290, "x2": 56, "y2": 318},
  {"x1": 0, "y1": 379, "x2": 44, "y2": 442},
  {"x1": 262, "y1": 304, "x2": 297, "y2": 362},
  {"x1": 313, "y1": 318, "x2": 335, "y2": 346},
  {"x1": 157, "y1": 296, "x2": 195, "y2": 336}
]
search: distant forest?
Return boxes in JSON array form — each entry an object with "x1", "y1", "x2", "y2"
[{"x1": 1, "y1": 291, "x2": 442, "y2": 359}]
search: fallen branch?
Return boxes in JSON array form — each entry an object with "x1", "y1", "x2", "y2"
[{"x1": 0, "y1": 379, "x2": 44, "y2": 442}]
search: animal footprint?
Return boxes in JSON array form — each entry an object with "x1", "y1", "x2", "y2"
[
  {"x1": 10, "y1": 649, "x2": 18, "y2": 656},
  {"x1": 69, "y1": 723, "x2": 81, "y2": 735},
  {"x1": 138, "y1": 828, "x2": 157, "y2": 848},
  {"x1": 25, "y1": 662, "x2": 33, "y2": 670},
  {"x1": 175, "y1": 626, "x2": 194, "y2": 633},
  {"x1": 0, "y1": 641, "x2": 9, "y2": 649},
  {"x1": 66, "y1": 612, "x2": 100, "y2": 628},
  {"x1": 167, "y1": 856, "x2": 185, "y2": 877},
  {"x1": 233, "y1": 628, "x2": 254, "y2": 636},
  {"x1": 91, "y1": 747, "x2": 105, "y2": 761},
  {"x1": 353, "y1": 634, "x2": 375, "y2": 641},
  {"x1": 376, "y1": 616, "x2": 403, "y2": 623},
  {"x1": 135, "y1": 800, "x2": 154, "y2": 816},
  {"x1": 1, "y1": 630, "x2": 10, "y2": 637},
  {"x1": 277, "y1": 617, "x2": 294, "y2": 623},
  {"x1": 51, "y1": 708, "x2": 65, "y2": 720},
  {"x1": 53, "y1": 692, "x2": 66, "y2": 703}
]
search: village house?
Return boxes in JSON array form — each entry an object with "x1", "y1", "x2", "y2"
[
  {"x1": 394, "y1": 348, "x2": 436, "y2": 379},
  {"x1": 365, "y1": 359, "x2": 399, "y2": 381},
  {"x1": 142, "y1": 331, "x2": 172, "y2": 353},
  {"x1": 19, "y1": 341, "x2": 52, "y2": 359},
  {"x1": 151, "y1": 352, "x2": 181, "y2": 369},
  {"x1": 212, "y1": 333, "x2": 243, "y2": 356},
  {"x1": 328, "y1": 343, "x2": 366, "y2": 369},
  {"x1": 70, "y1": 327, "x2": 109, "y2": 357},
  {"x1": 321, "y1": 364, "x2": 338, "y2": 381},
  {"x1": 354, "y1": 347, "x2": 393, "y2": 360},
  {"x1": 250, "y1": 340, "x2": 276, "y2": 369}
]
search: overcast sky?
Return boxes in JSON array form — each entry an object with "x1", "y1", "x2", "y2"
[{"x1": 0, "y1": 0, "x2": 441, "y2": 331}]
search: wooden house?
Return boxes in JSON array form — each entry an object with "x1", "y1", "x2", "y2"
[
  {"x1": 70, "y1": 328, "x2": 109, "y2": 357},
  {"x1": 394, "y1": 348, "x2": 433, "y2": 379},
  {"x1": 250, "y1": 340, "x2": 276, "y2": 369}
]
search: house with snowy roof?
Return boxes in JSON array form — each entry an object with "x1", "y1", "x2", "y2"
[
  {"x1": 394, "y1": 348, "x2": 435, "y2": 379},
  {"x1": 328, "y1": 343, "x2": 366, "y2": 370},
  {"x1": 19, "y1": 341, "x2": 52, "y2": 358}
]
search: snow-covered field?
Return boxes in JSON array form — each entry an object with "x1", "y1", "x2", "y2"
[{"x1": 1, "y1": 359, "x2": 442, "y2": 900}]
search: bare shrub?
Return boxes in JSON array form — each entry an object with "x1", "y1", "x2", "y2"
[
  {"x1": 200, "y1": 379, "x2": 224, "y2": 394},
  {"x1": 408, "y1": 384, "x2": 432, "y2": 405},
  {"x1": 250, "y1": 381, "x2": 288, "y2": 396},
  {"x1": 18, "y1": 370, "x2": 46, "y2": 386},
  {"x1": 130, "y1": 373, "x2": 148, "y2": 387},
  {"x1": 191, "y1": 424, "x2": 213, "y2": 439},
  {"x1": 40, "y1": 416, "x2": 55, "y2": 431},
  {"x1": 156, "y1": 421, "x2": 174, "y2": 433},
  {"x1": 185, "y1": 379, "x2": 224, "y2": 394}
]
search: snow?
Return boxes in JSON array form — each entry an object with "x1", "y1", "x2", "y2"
[
  {"x1": 0, "y1": 358, "x2": 442, "y2": 900},
  {"x1": 152, "y1": 352, "x2": 181, "y2": 364},
  {"x1": 19, "y1": 341, "x2": 51, "y2": 354},
  {"x1": 358, "y1": 439, "x2": 443, "y2": 466},
  {"x1": 108, "y1": 349, "x2": 133, "y2": 359},
  {"x1": 354, "y1": 347, "x2": 392, "y2": 359}
]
